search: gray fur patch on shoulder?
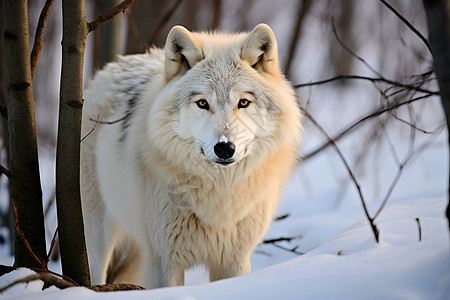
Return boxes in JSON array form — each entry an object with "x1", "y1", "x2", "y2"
[{"x1": 105, "y1": 51, "x2": 164, "y2": 143}]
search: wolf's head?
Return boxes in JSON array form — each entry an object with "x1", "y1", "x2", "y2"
[{"x1": 151, "y1": 24, "x2": 299, "y2": 172}]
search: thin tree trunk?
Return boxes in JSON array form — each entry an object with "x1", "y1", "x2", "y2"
[
  {"x1": 56, "y1": 0, "x2": 91, "y2": 286},
  {"x1": 0, "y1": 0, "x2": 14, "y2": 257},
  {"x1": 3, "y1": 0, "x2": 47, "y2": 268},
  {"x1": 422, "y1": 0, "x2": 450, "y2": 230}
]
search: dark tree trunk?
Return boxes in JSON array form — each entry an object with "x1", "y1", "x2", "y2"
[
  {"x1": 3, "y1": 0, "x2": 47, "y2": 268},
  {"x1": 0, "y1": 0, "x2": 14, "y2": 257},
  {"x1": 422, "y1": 0, "x2": 450, "y2": 230},
  {"x1": 56, "y1": 0, "x2": 91, "y2": 286}
]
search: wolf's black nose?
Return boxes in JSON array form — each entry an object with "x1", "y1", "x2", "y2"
[{"x1": 214, "y1": 142, "x2": 235, "y2": 160}]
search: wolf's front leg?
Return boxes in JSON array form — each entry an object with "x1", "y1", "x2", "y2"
[
  {"x1": 209, "y1": 256, "x2": 251, "y2": 282},
  {"x1": 142, "y1": 253, "x2": 185, "y2": 288},
  {"x1": 85, "y1": 213, "x2": 123, "y2": 285}
]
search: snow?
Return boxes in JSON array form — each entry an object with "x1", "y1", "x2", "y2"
[{"x1": 1, "y1": 197, "x2": 448, "y2": 300}]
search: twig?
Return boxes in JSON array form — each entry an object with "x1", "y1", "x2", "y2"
[
  {"x1": 89, "y1": 283, "x2": 145, "y2": 292},
  {"x1": 0, "y1": 270, "x2": 145, "y2": 293},
  {"x1": 45, "y1": 227, "x2": 58, "y2": 265},
  {"x1": 263, "y1": 236, "x2": 299, "y2": 244},
  {"x1": 11, "y1": 198, "x2": 46, "y2": 269},
  {"x1": 270, "y1": 243, "x2": 304, "y2": 255},
  {"x1": 372, "y1": 125, "x2": 445, "y2": 220},
  {"x1": 274, "y1": 213, "x2": 290, "y2": 222},
  {"x1": 0, "y1": 272, "x2": 75, "y2": 293},
  {"x1": 416, "y1": 217, "x2": 422, "y2": 242},
  {"x1": 378, "y1": 0, "x2": 432, "y2": 53},
  {"x1": 303, "y1": 93, "x2": 436, "y2": 161},
  {"x1": 294, "y1": 75, "x2": 439, "y2": 95},
  {"x1": 300, "y1": 106, "x2": 380, "y2": 243},
  {"x1": 31, "y1": 268, "x2": 79, "y2": 287},
  {"x1": 30, "y1": 0, "x2": 54, "y2": 78},
  {"x1": 87, "y1": 0, "x2": 136, "y2": 33},
  {"x1": 0, "y1": 165, "x2": 10, "y2": 179},
  {"x1": 331, "y1": 17, "x2": 383, "y2": 78},
  {"x1": 89, "y1": 116, "x2": 126, "y2": 125},
  {"x1": 390, "y1": 114, "x2": 442, "y2": 134},
  {"x1": 81, "y1": 115, "x2": 100, "y2": 142},
  {"x1": 261, "y1": 235, "x2": 304, "y2": 255},
  {"x1": 43, "y1": 186, "x2": 56, "y2": 217}
]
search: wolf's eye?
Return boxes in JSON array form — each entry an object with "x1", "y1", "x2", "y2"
[
  {"x1": 196, "y1": 99, "x2": 210, "y2": 110},
  {"x1": 238, "y1": 98, "x2": 251, "y2": 109}
]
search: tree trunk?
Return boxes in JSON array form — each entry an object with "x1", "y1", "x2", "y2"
[
  {"x1": 3, "y1": 0, "x2": 47, "y2": 268},
  {"x1": 422, "y1": 0, "x2": 450, "y2": 230},
  {"x1": 56, "y1": 0, "x2": 91, "y2": 286},
  {"x1": 0, "y1": 0, "x2": 14, "y2": 257}
]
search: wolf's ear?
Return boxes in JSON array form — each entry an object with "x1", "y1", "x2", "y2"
[
  {"x1": 165, "y1": 26, "x2": 203, "y2": 80},
  {"x1": 241, "y1": 24, "x2": 279, "y2": 76}
]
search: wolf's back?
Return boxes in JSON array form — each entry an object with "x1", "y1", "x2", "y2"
[{"x1": 82, "y1": 48, "x2": 165, "y2": 132}]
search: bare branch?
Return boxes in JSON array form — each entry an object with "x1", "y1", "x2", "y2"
[
  {"x1": 378, "y1": 0, "x2": 432, "y2": 53},
  {"x1": 81, "y1": 115, "x2": 99, "y2": 143},
  {"x1": 270, "y1": 243, "x2": 304, "y2": 255},
  {"x1": 372, "y1": 125, "x2": 445, "y2": 220},
  {"x1": 0, "y1": 270, "x2": 145, "y2": 292},
  {"x1": 390, "y1": 113, "x2": 443, "y2": 134},
  {"x1": 300, "y1": 106, "x2": 380, "y2": 243},
  {"x1": 274, "y1": 213, "x2": 290, "y2": 221},
  {"x1": 87, "y1": 0, "x2": 136, "y2": 33},
  {"x1": 0, "y1": 273, "x2": 75, "y2": 292},
  {"x1": 89, "y1": 283, "x2": 145, "y2": 292},
  {"x1": 416, "y1": 218, "x2": 422, "y2": 241},
  {"x1": 0, "y1": 165, "x2": 10, "y2": 179},
  {"x1": 263, "y1": 236, "x2": 300, "y2": 244},
  {"x1": 331, "y1": 17, "x2": 383, "y2": 78},
  {"x1": 303, "y1": 93, "x2": 437, "y2": 161},
  {"x1": 30, "y1": 0, "x2": 54, "y2": 78},
  {"x1": 11, "y1": 198, "x2": 46, "y2": 269},
  {"x1": 46, "y1": 227, "x2": 58, "y2": 265},
  {"x1": 89, "y1": 116, "x2": 126, "y2": 125},
  {"x1": 294, "y1": 75, "x2": 439, "y2": 95}
]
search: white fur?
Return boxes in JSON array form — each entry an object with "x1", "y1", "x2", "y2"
[{"x1": 80, "y1": 24, "x2": 302, "y2": 288}]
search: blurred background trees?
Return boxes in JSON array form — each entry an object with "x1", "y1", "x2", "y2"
[{"x1": 0, "y1": 0, "x2": 446, "y2": 263}]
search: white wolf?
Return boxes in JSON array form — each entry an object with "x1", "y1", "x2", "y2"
[{"x1": 80, "y1": 24, "x2": 302, "y2": 288}]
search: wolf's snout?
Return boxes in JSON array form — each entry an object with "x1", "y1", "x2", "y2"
[{"x1": 214, "y1": 142, "x2": 235, "y2": 160}]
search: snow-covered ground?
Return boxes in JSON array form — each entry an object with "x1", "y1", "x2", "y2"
[{"x1": 1, "y1": 196, "x2": 448, "y2": 300}]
